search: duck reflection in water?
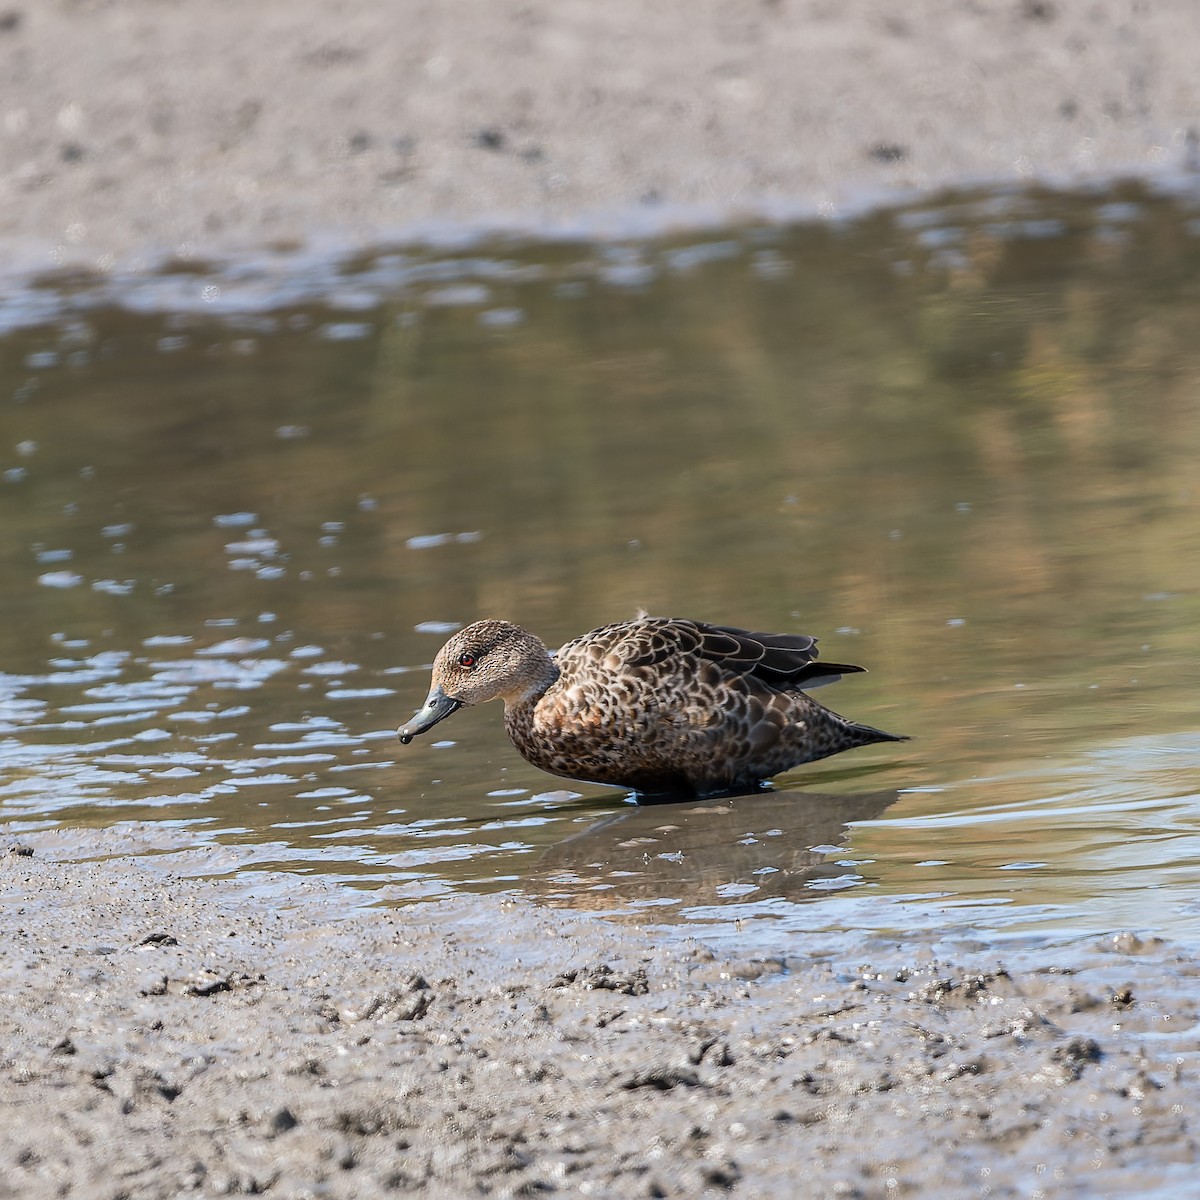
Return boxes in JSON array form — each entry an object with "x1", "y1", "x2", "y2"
[
  {"x1": 529, "y1": 787, "x2": 900, "y2": 913},
  {"x1": 399, "y1": 617, "x2": 908, "y2": 800}
]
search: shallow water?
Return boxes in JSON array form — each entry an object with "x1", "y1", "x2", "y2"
[{"x1": 3, "y1": 181, "x2": 1199, "y2": 953}]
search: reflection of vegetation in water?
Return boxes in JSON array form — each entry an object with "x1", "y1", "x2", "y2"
[{"x1": 2, "y1": 184, "x2": 1199, "y2": 788}]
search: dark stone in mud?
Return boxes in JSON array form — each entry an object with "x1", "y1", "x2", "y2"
[
  {"x1": 1051, "y1": 1034, "x2": 1103, "y2": 1079},
  {"x1": 702, "y1": 1160, "x2": 742, "y2": 1188},
  {"x1": 913, "y1": 968, "x2": 1014, "y2": 1007},
  {"x1": 549, "y1": 964, "x2": 649, "y2": 995},
  {"x1": 690, "y1": 1038, "x2": 734, "y2": 1067},
  {"x1": 270, "y1": 1106, "x2": 300, "y2": 1134},
  {"x1": 472, "y1": 127, "x2": 506, "y2": 151},
  {"x1": 619, "y1": 1065, "x2": 703, "y2": 1091},
  {"x1": 184, "y1": 972, "x2": 233, "y2": 996},
  {"x1": 136, "y1": 930, "x2": 179, "y2": 946},
  {"x1": 1021, "y1": 0, "x2": 1057, "y2": 20}
]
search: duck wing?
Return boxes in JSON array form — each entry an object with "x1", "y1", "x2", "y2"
[
  {"x1": 561, "y1": 618, "x2": 863, "y2": 692},
  {"x1": 705, "y1": 623, "x2": 865, "y2": 689}
]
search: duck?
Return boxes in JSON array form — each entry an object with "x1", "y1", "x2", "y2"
[{"x1": 398, "y1": 617, "x2": 907, "y2": 798}]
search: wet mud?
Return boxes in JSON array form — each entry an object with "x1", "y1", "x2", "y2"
[{"x1": 3, "y1": 828, "x2": 1197, "y2": 1198}]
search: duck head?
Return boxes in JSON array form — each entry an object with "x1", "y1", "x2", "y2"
[{"x1": 398, "y1": 620, "x2": 557, "y2": 743}]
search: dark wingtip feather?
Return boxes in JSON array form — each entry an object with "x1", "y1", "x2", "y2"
[{"x1": 850, "y1": 722, "x2": 910, "y2": 744}]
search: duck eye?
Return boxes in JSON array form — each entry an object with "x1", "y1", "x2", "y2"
[{"x1": 458, "y1": 653, "x2": 477, "y2": 669}]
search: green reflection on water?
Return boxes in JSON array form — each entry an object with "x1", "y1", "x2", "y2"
[{"x1": 2, "y1": 182, "x2": 1199, "y2": 940}]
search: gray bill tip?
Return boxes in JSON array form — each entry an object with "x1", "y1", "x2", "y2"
[{"x1": 397, "y1": 687, "x2": 462, "y2": 744}]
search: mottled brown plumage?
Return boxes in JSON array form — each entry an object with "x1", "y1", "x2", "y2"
[{"x1": 398, "y1": 617, "x2": 907, "y2": 797}]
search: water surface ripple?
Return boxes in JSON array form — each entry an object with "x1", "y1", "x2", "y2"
[{"x1": 3, "y1": 181, "x2": 1200, "y2": 954}]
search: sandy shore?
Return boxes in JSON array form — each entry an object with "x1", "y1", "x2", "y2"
[
  {"x1": 4, "y1": 828, "x2": 1199, "y2": 1199},
  {"x1": 2, "y1": 0, "x2": 1199, "y2": 273},
  {"x1": 4, "y1": 3, "x2": 1200, "y2": 1196}
]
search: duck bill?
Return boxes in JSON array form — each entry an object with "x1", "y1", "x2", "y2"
[{"x1": 398, "y1": 686, "x2": 463, "y2": 744}]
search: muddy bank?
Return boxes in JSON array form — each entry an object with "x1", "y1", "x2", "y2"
[
  {"x1": 2, "y1": 828, "x2": 1197, "y2": 1199},
  {"x1": 2, "y1": 0, "x2": 1199, "y2": 272}
]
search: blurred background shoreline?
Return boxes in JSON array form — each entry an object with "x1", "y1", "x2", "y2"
[{"x1": 2, "y1": 0, "x2": 1198, "y2": 273}]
